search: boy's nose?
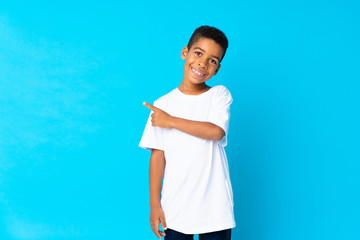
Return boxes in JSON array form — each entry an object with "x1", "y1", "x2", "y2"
[{"x1": 197, "y1": 60, "x2": 208, "y2": 69}]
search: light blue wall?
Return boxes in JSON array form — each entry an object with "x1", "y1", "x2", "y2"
[{"x1": 0, "y1": 1, "x2": 359, "y2": 239}]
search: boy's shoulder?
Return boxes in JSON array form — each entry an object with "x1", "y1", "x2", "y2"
[
  {"x1": 213, "y1": 84, "x2": 230, "y2": 93},
  {"x1": 153, "y1": 88, "x2": 178, "y2": 108},
  {"x1": 211, "y1": 85, "x2": 232, "y2": 99},
  {"x1": 153, "y1": 85, "x2": 231, "y2": 107}
]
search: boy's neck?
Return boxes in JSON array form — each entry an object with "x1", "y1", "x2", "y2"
[{"x1": 178, "y1": 82, "x2": 211, "y2": 95}]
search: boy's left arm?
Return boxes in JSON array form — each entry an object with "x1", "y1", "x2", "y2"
[{"x1": 143, "y1": 102, "x2": 224, "y2": 141}]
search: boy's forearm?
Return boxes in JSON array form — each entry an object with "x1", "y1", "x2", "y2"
[
  {"x1": 143, "y1": 102, "x2": 225, "y2": 141},
  {"x1": 149, "y1": 149, "x2": 166, "y2": 208},
  {"x1": 170, "y1": 116, "x2": 225, "y2": 141}
]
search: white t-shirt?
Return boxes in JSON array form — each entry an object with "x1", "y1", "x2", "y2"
[{"x1": 139, "y1": 85, "x2": 236, "y2": 234}]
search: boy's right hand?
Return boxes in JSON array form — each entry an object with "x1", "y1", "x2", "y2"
[{"x1": 150, "y1": 206, "x2": 167, "y2": 239}]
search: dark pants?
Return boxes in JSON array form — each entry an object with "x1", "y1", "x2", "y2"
[{"x1": 164, "y1": 228, "x2": 231, "y2": 240}]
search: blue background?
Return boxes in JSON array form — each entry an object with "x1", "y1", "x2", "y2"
[{"x1": 1, "y1": 1, "x2": 359, "y2": 239}]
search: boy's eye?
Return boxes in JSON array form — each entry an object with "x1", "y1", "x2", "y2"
[
  {"x1": 194, "y1": 51, "x2": 202, "y2": 56},
  {"x1": 210, "y1": 59, "x2": 217, "y2": 65}
]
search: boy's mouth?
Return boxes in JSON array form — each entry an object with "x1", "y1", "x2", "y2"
[{"x1": 191, "y1": 67, "x2": 207, "y2": 78}]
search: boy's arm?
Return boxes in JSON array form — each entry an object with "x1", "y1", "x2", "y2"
[
  {"x1": 170, "y1": 117, "x2": 224, "y2": 141},
  {"x1": 149, "y1": 148, "x2": 167, "y2": 239},
  {"x1": 144, "y1": 102, "x2": 225, "y2": 141}
]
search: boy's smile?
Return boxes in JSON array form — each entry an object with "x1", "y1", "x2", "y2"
[
  {"x1": 180, "y1": 37, "x2": 224, "y2": 92},
  {"x1": 191, "y1": 67, "x2": 207, "y2": 78}
]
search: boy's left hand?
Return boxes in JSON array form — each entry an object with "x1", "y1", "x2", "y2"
[{"x1": 143, "y1": 102, "x2": 173, "y2": 128}]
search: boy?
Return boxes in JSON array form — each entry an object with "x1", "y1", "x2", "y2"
[{"x1": 139, "y1": 26, "x2": 235, "y2": 240}]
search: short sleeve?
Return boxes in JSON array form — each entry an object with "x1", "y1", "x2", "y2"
[
  {"x1": 208, "y1": 86, "x2": 233, "y2": 146},
  {"x1": 139, "y1": 103, "x2": 165, "y2": 152}
]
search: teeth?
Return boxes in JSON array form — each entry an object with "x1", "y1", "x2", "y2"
[{"x1": 192, "y1": 68, "x2": 205, "y2": 76}]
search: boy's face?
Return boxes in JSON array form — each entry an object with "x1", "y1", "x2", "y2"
[{"x1": 181, "y1": 37, "x2": 224, "y2": 86}]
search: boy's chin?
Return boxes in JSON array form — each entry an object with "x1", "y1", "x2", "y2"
[{"x1": 189, "y1": 75, "x2": 210, "y2": 83}]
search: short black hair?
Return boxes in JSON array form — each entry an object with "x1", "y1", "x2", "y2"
[{"x1": 187, "y1": 26, "x2": 228, "y2": 62}]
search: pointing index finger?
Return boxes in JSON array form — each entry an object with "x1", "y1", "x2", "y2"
[{"x1": 143, "y1": 102, "x2": 159, "y2": 112}]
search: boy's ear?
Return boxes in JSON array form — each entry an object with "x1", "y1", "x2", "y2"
[
  {"x1": 213, "y1": 63, "x2": 221, "y2": 76},
  {"x1": 181, "y1": 46, "x2": 188, "y2": 60}
]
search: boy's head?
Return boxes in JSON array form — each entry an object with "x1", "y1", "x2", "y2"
[
  {"x1": 180, "y1": 26, "x2": 228, "y2": 85},
  {"x1": 187, "y1": 26, "x2": 228, "y2": 62}
]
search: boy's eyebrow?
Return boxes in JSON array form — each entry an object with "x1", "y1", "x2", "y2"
[{"x1": 193, "y1": 47, "x2": 220, "y2": 61}]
